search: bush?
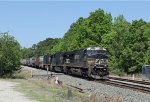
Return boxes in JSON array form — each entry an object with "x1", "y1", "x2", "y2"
[{"x1": 0, "y1": 33, "x2": 21, "y2": 77}]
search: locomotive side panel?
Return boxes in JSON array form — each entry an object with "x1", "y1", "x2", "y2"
[
  {"x1": 63, "y1": 50, "x2": 88, "y2": 76},
  {"x1": 51, "y1": 53, "x2": 65, "y2": 72},
  {"x1": 43, "y1": 55, "x2": 51, "y2": 70},
  {"x1": 64, "y1": 50, "x2": 86, "y2": 68}
]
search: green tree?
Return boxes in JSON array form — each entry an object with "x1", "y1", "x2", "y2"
[
  {"x1": 52, "y1": 9, "x2": 112, "y2": 52},
  {"x1": 20, "y1": 9, "x2": 150, "y2": 76},
  {"x1": 127, "y1": 19, "x2": 149, "y2": 73},
  {"x1": 0, "y1": 33, "x2": 21, "y2": 76},
  {"x1": 21, "y1": 38, "x2": 60, "y2": 58},
  {"x1": 103, "y1": 15, "x2": 131, "y2": 75}
]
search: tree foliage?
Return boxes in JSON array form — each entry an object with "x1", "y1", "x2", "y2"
[
  {"x1": 52, "y1": 9, "x2": 112, "y2": 52},
  {"x1": 21, "y1": 38, "x2": 60, "y2": 58},
  {"x1": 0, "y1": 33, "x2": 21, "y2": 76},
  {"x1": 22, "y1": 9, "x2": 150, "y2": 75}
]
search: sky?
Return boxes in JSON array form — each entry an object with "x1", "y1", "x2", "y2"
[{"x1": 0, "y1": 1, "x2": 150, "y2": 48}]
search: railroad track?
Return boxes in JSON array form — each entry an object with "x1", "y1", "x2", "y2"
[
  {"x1": 24, "y1": 66, "x2": 150, "y2": 94},
  {"x1": 109, "y1": 76, "x2": 150, "y2": 85},
  {"x1": 66, "y1": 77, "x2": 150, "y2": 94},
  {"x1": 97, "y1": 77, "x2": 150, "y2": 94}
]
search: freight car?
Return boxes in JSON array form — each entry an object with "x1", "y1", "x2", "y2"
[
  {"x1": 21, "y1": 55, "x2": 51, "y2": 69},
  {"x1": 29, "y1": 57, "x2": 36, "y2": 67},
  {"x1": 20, "y1": 59, "x2": 26, "y2": 65},
  {"x1": 51, "y1": 47, "x2": 109, "y2": 79},
  {"x1": 39, "y1": 55, "x2": 51, "y2": 70}
]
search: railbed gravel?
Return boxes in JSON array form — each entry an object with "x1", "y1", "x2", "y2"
[{"x1": 24, "y1": 66, "x2": 150, "y2": 102}]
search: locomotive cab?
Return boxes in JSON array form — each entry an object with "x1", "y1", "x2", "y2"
[{"x1": 85, "y1": 47, "x2": 109, "y2": 79}]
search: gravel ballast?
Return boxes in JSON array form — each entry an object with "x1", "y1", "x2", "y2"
[{"x1": 24, "y1": 66, "x2": 150, "y2": 102}]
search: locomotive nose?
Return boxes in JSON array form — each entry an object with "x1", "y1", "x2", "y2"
[{"x1": 95, "y1": 59, "x2": 107, "y2": 65}]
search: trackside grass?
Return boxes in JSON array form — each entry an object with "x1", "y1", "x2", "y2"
[
  {"x1": 11, "y1": 79, "x2": 89, "y2": 102},
  {"x1": 10, "y1": 68, "x2": 89, "y2": 102},
  {"x1": 11, "y1": 67, "x2": 123, "y2": 102}
]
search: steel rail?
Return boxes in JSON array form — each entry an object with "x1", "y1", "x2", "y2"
[
  {"x1": 66, "y1": 84, "x2": 84, "y2": 93},
  {"x1": 109, "y1": 76, "x2": 150, "y2": 85},
  {"x1": 97, "y1": 79, "x2": 150, "y2": 94}
]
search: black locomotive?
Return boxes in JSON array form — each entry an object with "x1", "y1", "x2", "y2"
[{"x1": 50, "y1": 47, "x2": 109, "y2": 79}]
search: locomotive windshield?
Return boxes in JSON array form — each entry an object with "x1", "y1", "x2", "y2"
[{"x1": 87, "y1": 50, "x2": 107, "y2": 57}]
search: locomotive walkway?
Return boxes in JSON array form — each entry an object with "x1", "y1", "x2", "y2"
[{"x1": 0, "y1": 80, "x2": 37, "y2": 102}]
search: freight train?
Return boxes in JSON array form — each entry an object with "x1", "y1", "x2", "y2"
[{"x1": 21, "y1": 47, "x2": 109, "y2": 79}]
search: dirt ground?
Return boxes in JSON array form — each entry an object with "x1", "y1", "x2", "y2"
[{"x1": 0, "y1": 80, "x2": 38, "y2": 102}]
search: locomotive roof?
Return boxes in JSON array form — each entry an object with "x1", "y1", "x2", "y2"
[
  {"x1": 52, "y1": 47, "x2": 106, "y2": 56},
  {"x1": 143, "y1": 65, "x2": 150, "y2": 67},
  {"x1": 86, "y1": 47, "x2": 106, "y2": 50}
]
